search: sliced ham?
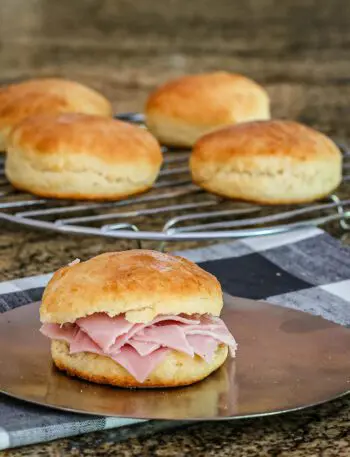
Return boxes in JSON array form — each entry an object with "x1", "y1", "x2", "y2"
[
  {"x1": 40, "y1": 323, "x2": 78, "y2": 343},
  {"x1": 107, "y1": 315, "x2": 200, "y2": 355},
  {"x1": 111, "y1": 346, "x2": 170, "y2": 382},
  {"x1": 108, "y1": 323, "x2": 145, "y2": 355},
  {"x1": 185, "y1": 328, "x2": 237, "y2": 356},
  {"x1": 133, "y1": 325, "x2": 194, "y2": 356},
  {"x1": 40, "y1": 312, "x2": 237, "y2": 383},
  {"x1": 186, "y1": 334, "x2": 220, "y2": 363},
  {"x1": 127, "y1": 340, "x2": 160, "y2": 357},
  {"x1": 69, "y1": 329, "x2": 104, "y2": 356},
  {"x1": 76, "y1": 313, "x2": 200, "y2": 354},
  {"x1": 76, "y1": 313, "x2": 134, "y2": 351}
]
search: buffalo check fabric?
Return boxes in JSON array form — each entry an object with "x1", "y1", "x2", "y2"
[{"x1": 0, "y1": 227, "x2": 350, "y2": 450}]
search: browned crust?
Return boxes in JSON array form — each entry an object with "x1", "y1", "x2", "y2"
[
  {"x1": 0, "y1": 78, "x2": 112, "y2": 120},
  {"x1": 8, "y1": 114, "x2": 162, "y2": 166},
  {"x1": 40, "y1": 250, "x2": 223, "y2": 324},
  {"x1": 192, "y1": 120, "x2": 340, "y2": 163},
  {"x1": 0, "y1": 91, "x2": 75, "y2": 130},
  {"x1": 145, "y1": 71, "x2": 269, "y2": 126}
]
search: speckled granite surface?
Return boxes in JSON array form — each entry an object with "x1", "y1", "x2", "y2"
[
  {"x1": 2, "y1": 397, "x2": 350, "y2": 456},
  {"x1": 0, "y1": 0, "x2": 350, "y2": 455}
]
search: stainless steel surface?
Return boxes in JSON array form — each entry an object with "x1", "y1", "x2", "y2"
[
  {"x1": 0, "y1": 114, "x2": 349, "y2": 244},
  {"x1": 0, "y1": 295, "x2": 349, "y2": 420}
]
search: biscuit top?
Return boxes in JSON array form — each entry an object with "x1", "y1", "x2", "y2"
[
  {"x1": 8, "y1": 113, "x2": 162, "y2": 166},
  {"x1": 0, "y1": 78, "x2": 112, "y2": 122},
  {"x1": 0, "y1": 90, "x2": 76, "y2": 132},
  {"x1": 146, "y1": 71, "x2": 269, "y2": 126},
  {"x1": 192, "y1": 120, "x2": 341, "y2": 164},
  {"x1": 40, "y1": 250, "x2": 223, "y2": 324}
]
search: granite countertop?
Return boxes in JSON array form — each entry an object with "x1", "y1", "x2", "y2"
[
  {"x1": 1, "y1": 0, "x2": 350, "y2": 455},
  {"x1": 3, "y1": 397, "x2": 350, "y2": 457}
]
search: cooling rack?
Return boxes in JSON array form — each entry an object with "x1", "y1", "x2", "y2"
[{"x1": 0, "y1": 113, "x2": 349, "y2": 247}]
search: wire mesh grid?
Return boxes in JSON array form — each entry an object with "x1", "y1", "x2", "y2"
[{"x1": 0, "y1": 114, "x2": 349, "y2": 248}]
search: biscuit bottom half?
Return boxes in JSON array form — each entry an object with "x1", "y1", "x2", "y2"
[{"x1": 52, "y1": 339, "x2": 228, "y2": 388}]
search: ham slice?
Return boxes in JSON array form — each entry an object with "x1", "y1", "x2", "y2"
[
  {"x1": 133, "y1": 325, "x2": 194, "y2": 356},
  {"x1": 111, "y1": 346, "x2": 170, "y2": 383},
  {"x1": 77, "y1": 314, "x2": 200, "y2": 354},
  {"x1": 127, "y1": 340, "x2": 160, "y2": 356},
  {"x1": 184, "y1": 327, "x2": 237, "y2": 356},
  {"x1": 186, "y1": 334, "x2": 220, "y2": 363},
  {"x1": 40, "y1": 324, "x2": 104, "y2": 356},
  {"x1": 108, "y1": 323, "x2": 145, "y2": 355},
  {"x1": 69, "y1": 329, "x2": 104, "y2": 356},
  {"x1": 76, "y1": 313, "x2": 134, "y2": 352},
  {"x1": 108, "y1": 314, "x2": 200, "y2": 356},
  {"x1": 41, "y1": 312, "x2": 237, "y2": 383},
  {"x1": 40, "y1": 323, "x2": 78, "y2": 343}
]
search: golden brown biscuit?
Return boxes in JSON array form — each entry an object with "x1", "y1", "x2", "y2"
[
  {"x1": 145, "y1": 72, "x2": 270, "y2": 147},
  {"x1": 0, "y1": 78, "x2": 112, "y2": 151},
  {"x1": 6, "y1": 114, "x2": 162, "y2": 200},
  {"x1": 190, "y1": 120, "x2": 342, "y2": 204},
  {"x1": 40, "y1": 250, "x2": 222, "y2": 324}
]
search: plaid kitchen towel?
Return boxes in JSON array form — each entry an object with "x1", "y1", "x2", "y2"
[{"x1": 0, "y1": 226, "x2": 350, "y2": 450}]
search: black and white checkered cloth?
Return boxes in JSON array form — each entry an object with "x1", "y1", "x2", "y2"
[{"x1": 0, "y1": 227, "x2": 349, "y2": 450}]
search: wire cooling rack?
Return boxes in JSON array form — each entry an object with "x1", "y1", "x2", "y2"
[{"x1": 0, "y1": 113, "x2": 349, "y2": 247}]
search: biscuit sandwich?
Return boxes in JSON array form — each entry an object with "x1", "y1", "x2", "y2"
[{"x1": 40, "y1": 250, "x2": 237, "y2": 388}]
